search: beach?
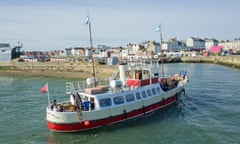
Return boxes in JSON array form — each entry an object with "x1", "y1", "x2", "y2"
[{"x1": 0, "y1": 61, "x2": 116, "y2": 79}]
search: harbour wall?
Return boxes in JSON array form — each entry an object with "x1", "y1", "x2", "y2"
[{"x1": 181, "y1": 56, "x2": 240, "y2": 69}]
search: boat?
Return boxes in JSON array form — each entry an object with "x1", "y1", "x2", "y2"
[
  {"x1": 0, "y1": 43, "x2": 11, "y2": 62},
  {"x1": 46, "y1": 17, "x2": 188, "y2": 132},
  {"x1": 46, "y1": 59, "x2": 188, "y2": 132}
]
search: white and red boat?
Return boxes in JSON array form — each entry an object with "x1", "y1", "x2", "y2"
[{"x1": 46, "y1": 60, "x2": 188, "y2": 132}]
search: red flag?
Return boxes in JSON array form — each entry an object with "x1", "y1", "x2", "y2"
[{"x1": 41, "y1": 83, "x2": 48, "y2": 93}]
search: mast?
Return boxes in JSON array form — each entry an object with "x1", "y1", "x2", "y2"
[
  {"x1": 156, "y1": 24, "x2": 164, "y2": 78},
  {"x1": 86, "y1": 14, "x2": 97, "y2": 87},
  {"x1": 160, "y1": 30, "x2": 164, "y2": 78}
]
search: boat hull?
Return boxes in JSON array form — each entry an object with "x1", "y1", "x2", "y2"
[{"x1": 47, "y1": 92, "x2": 181, "y2": 132}]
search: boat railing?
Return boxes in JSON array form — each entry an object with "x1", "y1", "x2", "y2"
[
  {"x1": 66, "y1": 81, "x2": 86, "y2": 94},
  {"x1": 66, "y1": 79, "x2": 110, "y2": 94}
]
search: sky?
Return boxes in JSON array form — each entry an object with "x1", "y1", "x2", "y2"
[{"x1": 0, "y1": 0, "x2": 240, "y2": 51}]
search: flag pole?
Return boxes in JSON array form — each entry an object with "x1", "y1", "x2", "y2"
[
  {"x1": 160, "y1": 30, "x2": 164, "y2": 78},
  {"x1": 157, "y1": 23, "x2": 164, "y2": 78},
  {"x1": 46, "y1": 83, "x2": 51, "y2": 108}
]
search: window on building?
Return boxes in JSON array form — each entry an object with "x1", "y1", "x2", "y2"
[
  {"x1": 125, "y1": 94, "x2": 135, "y2": 102},
  {"x1": 113, "y1": 96, "x2": 124, "y2": 105},
  {"x1": 99, "y1": 98, "x2": 112, "y2": 107}
]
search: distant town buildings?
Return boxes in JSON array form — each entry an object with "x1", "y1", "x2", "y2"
[
  {"x1": 218, "y1": 39, "x2": 240, "y2": 53},
  {"x1": 1, "y1": 37, "x2": 240, "y2": 63},
  {"x1": 124, "y1": 37, "x2": 240, "y2": 57}
]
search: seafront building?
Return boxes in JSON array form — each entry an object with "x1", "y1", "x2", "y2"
[
  {"x1": 162, "y1": 38, "x2": 185, "y2": 52},
  {"x1": 205, "y1": 38, "x2": 218, "y2": 50},
  {"x1": 186, "y1": 37, "x2": 205, "y2": 51},
  {"x1": 65, "y1": 47, "x2": 85, "y2": 56},
  {"x1": 218, "y1": 39, "x2": 240, "y2": 53}
]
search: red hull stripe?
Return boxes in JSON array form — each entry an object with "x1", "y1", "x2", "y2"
[{"x1": 47, "y1": 94, "x2": 178, "y2": 132}]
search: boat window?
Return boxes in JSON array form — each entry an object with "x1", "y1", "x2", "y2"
[
  {"x1": 152, "y1": 88, "x2": 156, "y2": 95},
  {"x1": 142, "y1": 91, "x2": 147, "y2": 98},
  {"x1": 99, "y1": 98, "x2": 112, "y2": 107},
  {"x1": 157, "y1": 87, "x2": 161, "y2": 93},
  {"x1": 136, "y1": 92, "x2": 141, "y2": 100},
  {"x1": 125, "y1": 94, "x2": 135, "y2": 102},
  {"x1": 147, "y1": 89, "x2": 152, "y2": 97},
  {"x1": 113, "y1": 96, "x2": 124, "y2": 105}
]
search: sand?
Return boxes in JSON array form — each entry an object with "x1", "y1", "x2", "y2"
[{"x1": 0, "y1": 62, "x2": 116, "y2": 79}]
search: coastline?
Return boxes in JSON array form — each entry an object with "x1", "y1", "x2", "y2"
[
  {"x1": 0, "y1": 62, "x2": 116, "y2": 79},
  {"x1": 1, "y1": 56, "x2": 240, "y2": 79}
]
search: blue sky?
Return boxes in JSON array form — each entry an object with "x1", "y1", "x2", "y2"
[{"x1": 0, "y1": 0, "x2": 239, "y2": 51}]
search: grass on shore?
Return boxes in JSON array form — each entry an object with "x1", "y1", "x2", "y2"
[{"x1": 0, "y1": 66, "x2": 11, "y2": 71}]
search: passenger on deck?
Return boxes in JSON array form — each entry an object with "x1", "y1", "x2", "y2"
[
  {"x1": 90, "y1": 98, "x2": 95, "y2": 110},
  {"x1": 160, "y1": 79, "x2": 168, "y2": 91},
  {"x1": 53, "y1": 105, "x2": 58, "y2": 112},
  {"x1": 58, "y1": 105, "x2": 64, "y2": 112},
  {"x1": 83, "y1": 97, "x2": 90, "y2": 110},
  {"x1": 51, "y1": 99, "x2": 57, "y2": 111},
  {"x1": 53, "y1": 99, "x2": 57, "y2": 105},
  {"x1": 181, "y1": 70, "x2": 187, "y2": 79}
]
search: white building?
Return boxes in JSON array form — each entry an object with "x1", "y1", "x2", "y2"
[
  {"x1": 205, "y1": 38, "x2": 218, "y2": 50},
  {"x1": 186, "y1": 37, "x2": 205, "y2": 51},
  {"x1": 218, "y1": 39, "x2": 240, "y2": 52},
  {"x1": 126, "y1": 43, "x2": 144, "y2": 55},
  {"x1": 146, "y1": 41, "x2": 161, "y2": 54},
  {"x1": 168, "y1": 38, "x2": 185, "y2": 51},
  {"x1": 0, "y1": 43, "x2": 11, "y2": 62},
  {"x1": 161, "y1": 38, "x2": 185, "y2": 52},
  {"x1": 161, "y1": 42, "x2": 168, "y2": 51},
  {"x1": 65, "y1": 47, "x2": 85, "y2": 56}
]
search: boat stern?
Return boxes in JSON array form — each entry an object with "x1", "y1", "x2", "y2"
[{"x1": 46, "y1": 107, "x2": 87, "y2": 132}]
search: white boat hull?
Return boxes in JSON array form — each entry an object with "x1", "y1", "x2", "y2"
[{"x1": 46, "y1": 84, "x2": 185, "y2": 132}]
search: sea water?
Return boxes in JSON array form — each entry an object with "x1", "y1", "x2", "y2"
[{"x1": 0, "y1": 63, "x2": 240, "y2": 144}]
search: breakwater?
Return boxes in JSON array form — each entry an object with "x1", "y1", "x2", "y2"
[{"x1": 181, "y1": 56, "x2": 240, "y2": 69}]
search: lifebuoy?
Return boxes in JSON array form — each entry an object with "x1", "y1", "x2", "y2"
[{"x1": 84, "y1": 120, "x2": 90, "y2": 126}]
